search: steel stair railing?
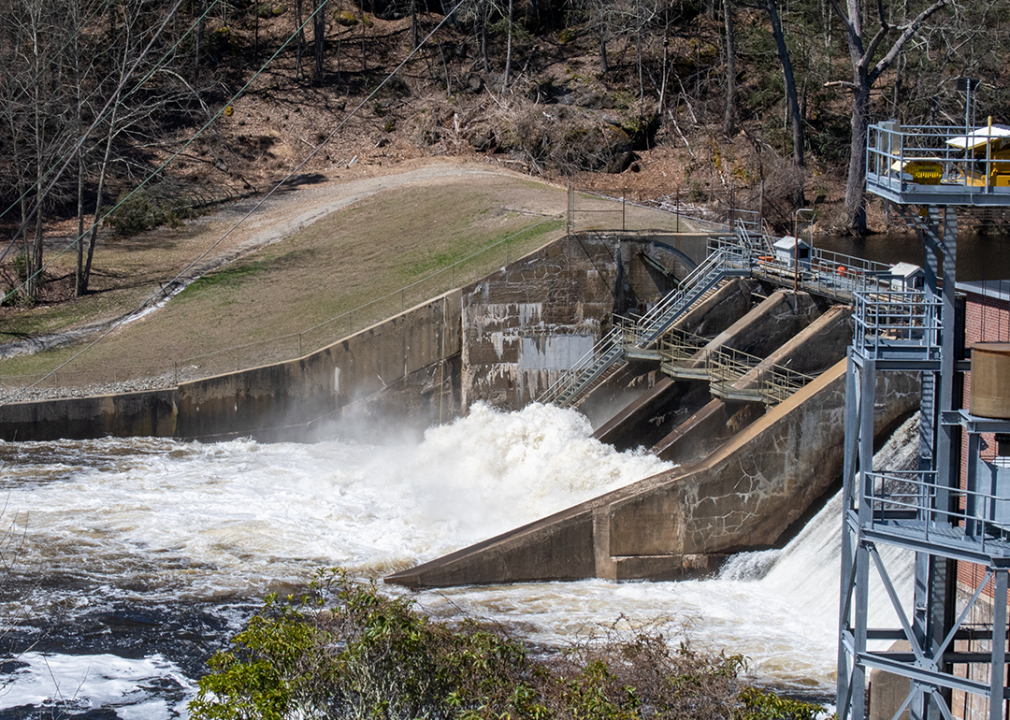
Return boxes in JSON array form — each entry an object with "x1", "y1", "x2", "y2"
[
  {"x1": 538, "y1": 326, "x2": 624, "y2": 407},
  {"x1": 630, "y1": 247, "x2": 748, "y2": 347},
  {"x1": 540, "y1": 248, "x2": 747, "y2": 408}
]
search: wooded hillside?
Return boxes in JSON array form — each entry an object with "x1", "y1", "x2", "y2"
[{"x1": 1, "y1": 0, "x2": 1007, "y2": 305}]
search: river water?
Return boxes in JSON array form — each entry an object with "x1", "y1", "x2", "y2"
[
  {"x1": 814, "y1": 228, "x2": 1010, "y2": 282},
  {"x1": 0, "y1": 402, "x2": 920, "y2": 719}
]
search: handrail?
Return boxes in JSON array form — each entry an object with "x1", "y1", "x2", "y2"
[
  {"x1": 538, "y1": 250, "x2": 737, "y2": 407},
  {"x1": 866, "y1": 469, "x2": 1010, "y2": 554},
  {"x1": 630, "y1": 248, "x2": 732, "y2": 344},
  {"x1": 537, "y1": 326, "x2": 623, "y2": 406},
  {"x1": 853, "y1": 290, "x2": 942, "y2": 360},
  {"x1": 659, "y1": 327, "x2": 817, "y2": 406}
]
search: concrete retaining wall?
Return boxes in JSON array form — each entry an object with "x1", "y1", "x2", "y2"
[
  {"x1": 0, "y1": 291, "x2": 463, "y2": 442},
  {"x1": 2, "y1": 231, "x2": 701, "y2": 441},
  {"x1": 460, "y1": 234, "x2": 621, "y2": 410}
]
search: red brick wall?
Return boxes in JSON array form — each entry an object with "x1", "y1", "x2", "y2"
[{"x1": 958, "y1": 291, "x2": 1010, "y2": 595}]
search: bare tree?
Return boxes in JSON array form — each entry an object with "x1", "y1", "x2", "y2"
[
  {"x1": 765, "y1": 0, "x2": 804, "y2": 168},
  {"x1": 723, "y1": 0, "x2": 736, "y2": 135},
  {"x1": 828, "y1": 0, "x2": 949, "y2": 234},
  {"x1": 313, "y1": 0, "x2": 328, "y2": 85}
]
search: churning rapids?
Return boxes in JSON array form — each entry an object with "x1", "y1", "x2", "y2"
[{"x1": 0, "y1": 402, "x2": 918, "y2": 719}]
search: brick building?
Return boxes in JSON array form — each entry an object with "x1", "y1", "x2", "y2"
[{"x1": 953, "y1": 279, "x2": 1010, "y2": 720}]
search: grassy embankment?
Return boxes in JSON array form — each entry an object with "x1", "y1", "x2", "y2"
[{"x1": 0, "y1": 170, "x2": 692, "y2": 390}]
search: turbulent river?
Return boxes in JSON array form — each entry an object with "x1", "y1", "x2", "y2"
[{"x1": 0, "y1": 402, "x2": 918, "y2": 719}]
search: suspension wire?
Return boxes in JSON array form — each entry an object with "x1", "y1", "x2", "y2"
[
  {"x1": 0, "y1": 0, "x2": 218, "y2": 265},
  {"x1": 0, "y1": 0, "x2": 326, "y2": 306},
  {"x1": 0, "y1": 0, "x2": 468, "y2": 407}
]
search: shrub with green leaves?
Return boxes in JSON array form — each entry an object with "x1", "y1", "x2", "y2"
[
  {"x1": 190, "y1": 570, "x2": 829, "y2": 720},
  {"x1": 107, "y1": 188, "x2": 192, "y2": 237}
]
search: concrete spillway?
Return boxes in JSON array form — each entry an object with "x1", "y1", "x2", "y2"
[{"x1": 386, "y1": 359, "x2": 918, "y2": 588}]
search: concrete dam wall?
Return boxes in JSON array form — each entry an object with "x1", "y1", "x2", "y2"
[{"x1": 0, "y1": 232, "x2": 704, "y2": 442}]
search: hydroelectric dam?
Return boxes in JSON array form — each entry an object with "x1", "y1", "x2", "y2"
[{"x1": 0, "y1": 225, "x2": 919, "y2": 588}]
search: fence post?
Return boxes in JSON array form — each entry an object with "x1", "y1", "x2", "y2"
[
  {"x1": 175, "y1": 362, "x2": 179, "y2": 386},
  {"x1": 622, "y1": 188, "x2": 626, "y2": 231},
  {"x1": 676, "y1": 187, "x2": 680, "y2": 233},
  {"x1": 567, "y1": 181, "x2": 574, "y2": 234},
  {"x1": 298, "y1": 334, "x2": 302, "y2": 357}
]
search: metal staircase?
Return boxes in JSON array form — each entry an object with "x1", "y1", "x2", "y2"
[
  {"x1": 539, "y1": 247, "x2": 748, "y2": 408},
  {"x1": 539, "y1": 226, "x2": 898, "y2": 410}
]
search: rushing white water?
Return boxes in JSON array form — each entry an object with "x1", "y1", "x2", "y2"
[{"x1": 0, "y1": 404, "x2": 920, "y2": 718}]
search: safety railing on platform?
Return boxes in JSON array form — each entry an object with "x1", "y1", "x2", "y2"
[
  {"x1": 866, "y1": 121, "x2": 1010, "y2": 203},
  {"x1": 761, "y1": 364, "x2": 818, "y2": 405},
  {"x1": 707, "y1": 345, "x2": 762, "y2": 396},
  {"x1": 853, "y1": 290, "x2": 943, "y2": 361},
  {"x1": 659, "y1": 329, "x2": 709, "y2": 370},
  {"x1": 866, "y1": 469, "x2": 1010, "y2": 555},
  {"x1": 657, "y1": 327, "x2": 817, "y2": 406},
  {"x1": 732, "y1": 215, "x2": 775, "y2": 255}
]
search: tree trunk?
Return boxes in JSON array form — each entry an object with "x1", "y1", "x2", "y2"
[
  {"x1": 195, "y1": 0, "x2": 205, "y2": 79},
  {"x1": 76, "y1": 147, "x2": 86, "y2": 297},
  {"x1": 296, "y1": 0, "x2": 304, "y2": 80},
  {"x1": 723, "y1": 0, "x2": 735, "y2": 136},
  {"x1": 503, "y1": 0, "x2": 513, "y2": 91},
  {"x1": 845, "y1": 77, "x2": 871, "y2": 234},
  {"x1": 830, "y1": 0, "x2": 949, "y2": 235},
  {"x1": 411, "y1": 0, "x2": 418, "y2": 49},
  {"x1": 479, "y1": 3, "x2": 489, "y2": 74},
  {"x1": 360, "y1": 0, "x2": 367, "y2": 73},
  {"x1": 313, "y1": 0, "x2": 326, "y2": 85},
  {"x1": 598, "y1": 15, "x2": 608, "y2": 73},
  {"x1": 765, "y1": 0, "x2": 803, "y2": 167}
]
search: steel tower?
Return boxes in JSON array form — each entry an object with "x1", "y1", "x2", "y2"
[{"x1": 837, "y1": 121, "x2": 1010, "y2": 720}]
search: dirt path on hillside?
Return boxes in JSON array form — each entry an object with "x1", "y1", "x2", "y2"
[
  {"x1": 1, "y1": 158, "x2": 555, "y2": 361},
  {"x1": 175, "y1": 157, "x2": 558, "y2": 285}
]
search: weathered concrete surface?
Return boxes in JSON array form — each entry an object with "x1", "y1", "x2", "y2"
[
  {"x1": 672, "y1": 278, "x2": 760, "y2": 338},
  {"x1": 617, "y1": 234, "x2": 710, "y2": 317},
  {"x1": 0, "y1": 292, "x2": 463, "y2": 442},
  {"x1": 460, "y1": 233, "x2": 622, "y2": 411},
  {"x1": 386, "y1": 359, "x2": 921, "y2": 588},
  {"x1": 0, "y1": 390, "x2": 177, "y2": 442},
  {"x1": 177, "y1": 292, "x2": 462, "y2": 440},
  {"x1": 0, "y1": 232, "x2": 706, "y2": 441},
  {"x1": 653, "y1": 305, "x2": 855, "y2": 463},
  {"x1": 675, "y1": 290, "x2": 823, "y2": 373}
]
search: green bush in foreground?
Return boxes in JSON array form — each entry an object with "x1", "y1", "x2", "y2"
[{"x1": 190, "y1": 570, "x2": 826, "y2": 720}]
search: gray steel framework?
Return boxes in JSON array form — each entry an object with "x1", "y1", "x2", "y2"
[{"x1": 838, "y1": 198, "x2": 1010, "y2": 720}]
